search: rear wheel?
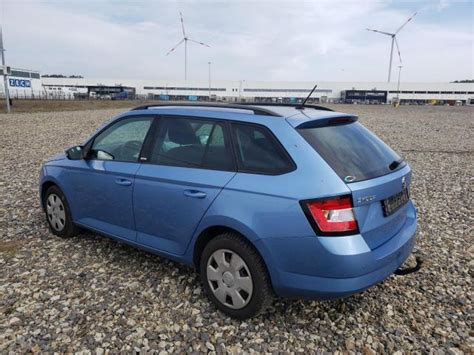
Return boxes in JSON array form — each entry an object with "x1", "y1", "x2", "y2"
[
  {"x1": 44, "y1": 185, "x2": 79, "y2": 238},
  {"x1": 200, "y1": 232, "x2": 272, "y2": 319}
]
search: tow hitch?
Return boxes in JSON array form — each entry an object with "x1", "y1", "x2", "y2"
[{"x1": 394, "y1": 256, "x2": 423, "y2": 276}]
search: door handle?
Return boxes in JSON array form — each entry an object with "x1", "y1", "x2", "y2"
[
  {"x1": 115, "y1": 178, "x2": 132, "y2": 186},
  {"x1": 183, "y1": 190, "x2": 207, "y2": 199}
]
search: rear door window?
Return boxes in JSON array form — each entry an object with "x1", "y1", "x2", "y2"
[
  {"x1": 231, "y1": 123, "x2": 295, "y2": 175},
  {"x1": 298, "y1": 122, "x2": 405, "y2": 182},
  {"x1": 149, "y1": 116, "x2": 234, "y2": 171}
]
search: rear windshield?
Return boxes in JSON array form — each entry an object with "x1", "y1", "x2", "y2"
[{"x1": 298, "y1": 122, "x2": 405, "y2": 182}]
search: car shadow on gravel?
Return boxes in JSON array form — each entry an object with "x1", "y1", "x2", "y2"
[{"x1": 58, "y1": 229, "x2": 386, "y2": 322}]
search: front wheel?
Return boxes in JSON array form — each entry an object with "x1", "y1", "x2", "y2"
[
  {"x1": 200, "y1": 232, "x2": 272, "y2": 319},
  {"x1": 43, "y1": 185, "x2": 79, "y2": 238}
]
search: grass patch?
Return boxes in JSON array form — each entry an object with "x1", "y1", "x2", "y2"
[
  {"x1": 0, "y1": 100, "x2": 156, "y2": 113},
  {"x1": 0, "y1": 240, "x2": 25, "y2": 254}
]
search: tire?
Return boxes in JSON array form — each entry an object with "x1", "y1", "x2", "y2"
[
  {"x1": 200, "y1": 232, "x2": 273, "y2": 319},
  {"x1": 43, "y1": 185, "x2": 79, "y2": 238}
]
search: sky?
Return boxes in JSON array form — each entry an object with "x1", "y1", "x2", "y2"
[{"x1": 1, "y1": 0, "x2": 473, "y2": 82}]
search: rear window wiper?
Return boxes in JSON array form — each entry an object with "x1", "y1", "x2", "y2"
[{"x1": 389, "y1": 158, "x2": 404, "y2": 171}]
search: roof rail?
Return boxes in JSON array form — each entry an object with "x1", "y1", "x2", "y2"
[
  {"x1": 238, "y1": 102, "x2": 334, "y2": 112},
  {"x1": 130, "y1": 102, "x2": 283, "y2": 116}
]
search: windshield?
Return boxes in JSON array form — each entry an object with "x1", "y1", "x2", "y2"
[{"x1": 298, "y1": 122, "x2": 405, "y2": 183}]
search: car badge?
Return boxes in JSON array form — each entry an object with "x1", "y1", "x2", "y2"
[{"x1": 344, "y1": 176, "x2": 356, "y2": 183}]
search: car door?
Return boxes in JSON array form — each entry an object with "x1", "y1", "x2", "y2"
[
  {"x1": 133, "y1": 115, "x2": 236, "y2": 255},
  {"x1": 67, "y1": 115, "x2": 154, "y2": 241}
]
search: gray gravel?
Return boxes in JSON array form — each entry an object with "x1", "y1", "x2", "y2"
[{"x1": 0, "y1": 105, "x2": 472, "y2": 353}]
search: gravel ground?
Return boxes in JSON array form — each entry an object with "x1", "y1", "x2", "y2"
[{"x1": 0, "y1": 105, "x2": 472, "y2": 353}]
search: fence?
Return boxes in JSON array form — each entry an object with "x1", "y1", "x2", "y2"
[{"x1": 0, "y1": 90, "x2": 144, "y2": 101}]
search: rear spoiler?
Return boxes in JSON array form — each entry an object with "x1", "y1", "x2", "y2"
[{"x1": 295, "y1": 115, "x2": 358, "y2": 129}]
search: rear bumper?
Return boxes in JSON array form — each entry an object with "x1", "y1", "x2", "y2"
[{"x1": 255, "y1": 201, "x2": 417, "y2": 299}]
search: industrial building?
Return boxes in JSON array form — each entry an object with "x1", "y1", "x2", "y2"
[
  {"x1": 1, "y1": 68, "x2": 473, "y2": 105},
  {"x1": 41, "y1": 77, "x2": 474, "y2": 105},
  {"x1": 0, "y1": 67, "x2": 42, "y2": 98}
]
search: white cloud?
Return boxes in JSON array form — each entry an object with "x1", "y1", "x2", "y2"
[
  {"x1": 437, "y1": 0, "x2": 451, "y2": 11},
  {"x1": 2, "y1": 0, "x2": 472, "y2": 82}
]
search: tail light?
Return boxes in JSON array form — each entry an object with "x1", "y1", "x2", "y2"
[{"x1": 301, "y1": 195, "x2": 359, "y2": 235}]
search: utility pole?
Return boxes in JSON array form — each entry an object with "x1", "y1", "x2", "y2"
[
  {"x1": 208, "y1": 61, "x2": 211, "y2": 101},
  {"x1": 396, "y1": 65, "x2": 403, "y2": 105},
  {"x1": 238, "y1": 80, "x2": 243, "y2": 102},
  {"x1": 0, "y1": 26, "x2": 11, "y2": 113}
]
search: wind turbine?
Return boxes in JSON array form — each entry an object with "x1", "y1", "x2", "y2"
[
  {"x1": 166, "y1": 12, "x2": 210, "y2": 81},
  {"x1": 366, "y1": 12, "x2": 417, "y2": 82}
]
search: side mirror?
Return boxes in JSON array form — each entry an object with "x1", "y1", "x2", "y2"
[{"x1": 65, "y1": 145, "x2": 84, "y2": 160}]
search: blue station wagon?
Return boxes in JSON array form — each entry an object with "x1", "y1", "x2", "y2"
[{"x1": 39, "y1": 103, "x2": 417, "y2": 319}]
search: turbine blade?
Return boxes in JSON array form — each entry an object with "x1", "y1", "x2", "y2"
[
  {"x1": 165, "y1": 38, "x2": 185, "y2": 56},
  {"x1": 180, "y1": 12, "x2": 186, "y2": 37},
  {"x1": 394, "y1": 36, "x2": 402, "y2": 63},
  {"x1": 187, "y1": 38, "x2": 210, "y2": 47},
  {"x1": 395, "y1": 12, "x2": 418, "y2": 34},
  {"x1": 366, "y1": 28, "x2": 394, "y2": 36}
]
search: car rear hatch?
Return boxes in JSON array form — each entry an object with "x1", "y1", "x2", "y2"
[
  {"x1": 346, "y1": 166, "x2": 411, "y2": 249},
  {"x1": 295, "y1": 115, "x2": 411, "y2": 249}
]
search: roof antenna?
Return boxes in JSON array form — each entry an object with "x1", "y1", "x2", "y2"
[{"x1": 298, "y1": 84, "x2": 317, "y2": 109}]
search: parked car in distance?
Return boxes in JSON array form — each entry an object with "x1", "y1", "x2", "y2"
[{"x1": 39, "y1": 103, "x2": 417, "y2": 319}]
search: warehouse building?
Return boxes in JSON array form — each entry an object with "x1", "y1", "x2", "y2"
[
  {"x1": 2, "y1": 70, "x2": 472, "y2": 104},
  {"x1": 41, "y1": 77, "x2": 474, "y2": 105}
]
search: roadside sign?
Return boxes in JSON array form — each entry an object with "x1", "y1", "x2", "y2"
[{"x1": 9, "y1": 78, "x2": 31, "y2": 87}]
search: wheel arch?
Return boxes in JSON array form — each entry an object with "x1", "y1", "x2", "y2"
[
  {"x1": 193, "y1": 225, "x2": 234, "y2": 267},
  {"x1": 192, "y1": 224, "x2": 275, "y2": 290},
  {"x1": 40, "y1": 178, "x2": 69, "y2": 211},
  {"x1": 40, "y1": 180, "x2": 59, "y2": 209}
]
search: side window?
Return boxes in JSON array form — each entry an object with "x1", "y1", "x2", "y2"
[
  {"x1": 150, "y1": 117, "x2": 234, "y2": 171},
  {"x1": 90, "y1": 117, "x2": 153, "y2": 162},
  {"x1": 232, "y1": 123, "x2": 295, "y2": 174}
]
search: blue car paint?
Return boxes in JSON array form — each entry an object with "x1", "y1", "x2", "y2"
[
  {"x1": 133, "y1": 164, "x2": 236, "y2": 255},
  {"x1": 350, "y1": 165, "x2": 412, "y2": 250},
  {"x1": 39, "y1": 106, "x2": 417, "y2": 299}
]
